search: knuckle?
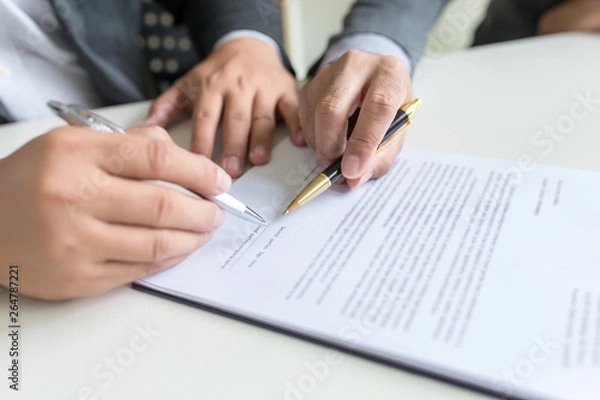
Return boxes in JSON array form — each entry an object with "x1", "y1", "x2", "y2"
[
  {"x1": 196, "y1": 107, "x2": 216, "y2": 122},
  {"x1": 252, "y1": 113, "x2": 275, "y2": 126},
  {"x1": 39, "y1": 178, "x2": 64, "y2": 202},
  {"x1": 180, "y1": 76, "x2": 200, "y2": 99},
  {"x1": 351, "y1": 130, "x2": 381, "y2": 149},
  {"x1": 315, "y1": 99, "x2": 345, "y2": 120},
  {"x1": 43, "y1": 128, "x2": 83, "y2": 153},
  {"x1": 380, "y1": 55, "x2": 406, "y2": 72},
  {"x1": 49, "y1": 234, "x2": 80, "y2": 262},
  {"x1": 236, "y1": 75, "x2": 246, "y2": 89},
  {"x1": 227, "y1": 110, "x2": 249, "y2": 124},
  {"x1": 147, "y1": 139, "x2": 172, "y2": 176},
  {"x1": 150, "y1": 230, "x2": 170, "y2": 262},
  {"x1": 204, "y1": 73, "x2": 220, "y2": 89},
  {"x1": 153, "y1": 190, "x2": 174, "y2": 225},
  {"x1": 367, "y1": 92, "x2": 399, "y2": 115},
  {"x1": 341, "y1": 49, "x2": 364, "y2": 64}
]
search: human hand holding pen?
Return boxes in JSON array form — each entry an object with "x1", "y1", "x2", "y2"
[
  {"x1": 49, "y1": 101, "x2": 265, "y2": 224},
  {"x1": 298, "y1": 50, "x2": 413, "y2": 189},
  {"x1": 0, "y1": 125, "x2": 230, "y2": 300}
]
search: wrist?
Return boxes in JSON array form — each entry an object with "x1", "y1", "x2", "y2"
[
  {"x1": 214, "y1": 30, "x2": 283, "y2": 64},
  {"x1": 320, "y1": 33, "x2": 413, "y2": 74},
  {"x1": 219, "y1": 37, "x2": 282, "y2": 64}
]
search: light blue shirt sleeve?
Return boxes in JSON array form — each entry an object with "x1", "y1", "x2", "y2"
[
  {"x1": 213, "y1": 30, "x2": 283, "y2": 63},
  {"x1": 321, "y1": 33, "x2": 413, "y2": 73}
]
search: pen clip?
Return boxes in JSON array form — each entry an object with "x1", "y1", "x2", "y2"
[{"x1": 376, "y1": 119, "x2": 412, "y2": 154}]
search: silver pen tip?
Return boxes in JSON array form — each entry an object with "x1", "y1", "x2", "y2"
[
  {"x1": 283, "y1": 210, "x2": 290, "y2": 216},
  {"x1": 245, "y1": 207, "x2": 267, "y2": 225},
  {"x1": 47, "y1": 100, "x2": 67, "y2": 113}
]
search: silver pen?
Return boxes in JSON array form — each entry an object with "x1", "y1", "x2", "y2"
[{"x1": 48, "y1": 100, "x2": 266, "y2": 225}]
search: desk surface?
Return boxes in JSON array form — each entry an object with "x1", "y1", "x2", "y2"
[{"x1": 1, "y1": 33, "x2": 599, "y2": 400}]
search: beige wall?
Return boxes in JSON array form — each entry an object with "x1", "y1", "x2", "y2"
[{"x1": 287, "y1": 0, "x2": 491, "y2": 77}]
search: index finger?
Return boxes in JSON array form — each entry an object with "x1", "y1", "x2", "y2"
[
  {"x1": 143, "y1": 82, "x2": 193, "y2": 127},
  {"x1": 313, "y1": 69, "x2": 363, "y2": 166},
  {"x1": 96, "y1": 133, "x2": 232, "y2": 196},
  {"x1": 342, "y1": 66, "x2": 408, "y2": 179}
]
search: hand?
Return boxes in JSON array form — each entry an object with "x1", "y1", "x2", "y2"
[
  {"x1": 538, "y1": 0, "x2": 600, "y2": 35},
  {"x1": 144, "y1": 38, "x2": 300, "y2": 178},
  {"x1": 298, "y1": 50, "x2": 412, "y2": 189},
  {"x1": 0, "y1": 126, "x2": 231, "y2": 300}
]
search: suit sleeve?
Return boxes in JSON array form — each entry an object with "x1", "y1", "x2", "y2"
[
  {"x1": 167, "y1": 0, "x2": 294, "y2": 73},
  {"x1": 323, "y1": 0, "x2": 452, "y2": 69}
]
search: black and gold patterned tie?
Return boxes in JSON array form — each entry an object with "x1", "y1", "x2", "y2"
[{"x1": 139, "y1": 0, "x2": 200, "y2": 93}]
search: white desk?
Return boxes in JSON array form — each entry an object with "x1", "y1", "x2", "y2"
[{"x1": 1, "y1": 33, "x2": 599, "y2": 400}]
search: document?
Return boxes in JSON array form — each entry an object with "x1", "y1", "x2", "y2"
[{"x1": 136, "y1": 139, "x2": 600, "y2": 400}]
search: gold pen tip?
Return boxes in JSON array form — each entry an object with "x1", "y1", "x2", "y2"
[{"x1": 402, "y1": 98, "x2": 423, "y2": 119}]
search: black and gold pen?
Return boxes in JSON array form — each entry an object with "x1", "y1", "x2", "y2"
[{"x1": 284, "y1": 98, "x2": 422, "y2": 215}]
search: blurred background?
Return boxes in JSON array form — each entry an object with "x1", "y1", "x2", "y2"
[
  {"x1": 134, "y1": 0, "x2": 497, "y2": 164},
  {"x1": 285, "y1": 0, "x2": 492, "y2": 78},
  {"x1": 139, "y1": 0, "x2": 493, "y2": 85}
]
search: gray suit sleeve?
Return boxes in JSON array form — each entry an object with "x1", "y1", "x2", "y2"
[
  {"x1": 176, "y1": 0, "x2": 294, "y2": 73},
  {"x1": 329, "y1": 0, "x2": 451, "y2": 67}
]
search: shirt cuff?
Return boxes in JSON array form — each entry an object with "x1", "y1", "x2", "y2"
[
  {"x1": 321, "y1": 33, "x2": 413, "y2": 73},
  {"x1": 213, "y1": 30, "x2": 284, "y2": 63}
]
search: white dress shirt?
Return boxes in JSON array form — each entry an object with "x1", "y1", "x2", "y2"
[
  {"x1": 321, "y1": 33, "x2": 412, "y2": 73},
  {"x1": 0, "y1": 0, "x2": 105, "y2": 121},
  {"x1": 0, "y1": 0, "x2": 283, "y2": 122}
]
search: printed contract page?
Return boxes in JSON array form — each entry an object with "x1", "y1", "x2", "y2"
[{"x1": 139, "y1": 139, "x2": 600, "y2": 400}]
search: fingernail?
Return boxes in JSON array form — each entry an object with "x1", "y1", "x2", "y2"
[
  {"x1": 342, "y1": 155, "x2": 361, "y2": 179},
  {"x1": 204, "y1": 231, "x2": 215, "y2": 243},
  {"x1": 213, "y1": 209, "x2": 225, "y2": 229},
  {"x1": 216, "y1": 168, "x2": 232, "y2": 192},
  {"x1": 295, "y1": 130, "x2": 306, "y2": 146},
  {"x1": 252, "y1": 145, "x2": 267, "y2": 161},
  {"x1": 224, "y1": 156, "x2": 242, "y2": 175}
]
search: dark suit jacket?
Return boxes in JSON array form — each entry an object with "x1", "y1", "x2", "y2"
[
  {"x1": 329, "y1": 0, "x2": 563, "y2": 67},
  {"x1": 0, "y1": 0, "x2": 289, "y2": 124}
]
